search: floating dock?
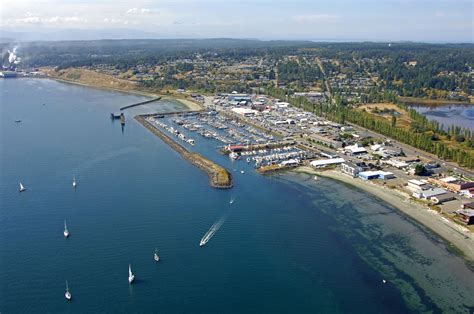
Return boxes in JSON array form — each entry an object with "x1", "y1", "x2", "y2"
[{"x1": 135, "y1": 115, "x2": 233, "y2": 189}]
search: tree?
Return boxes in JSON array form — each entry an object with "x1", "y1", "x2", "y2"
[
  {"x1": 391, "y1": 115, "x2": 397, "y2": 128},
  {"x1": 414, "y1": 164, "x2": 428, "y2": 176}
]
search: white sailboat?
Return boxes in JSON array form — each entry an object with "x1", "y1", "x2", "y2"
[
  {"x1": 63, "y1": 220, "x2": 70, "y2": 238},
  {"x1": 154, "y1": 249, "x2": 160, "y2": 262},
  {"x1": 19, "y1": 182, "x2": 26, "y2": 192},
  {"x1": 65, "y1": 280, "x2": 72, "y2": 300},
  {"x1": 72, "y1": 176, "x2": 77, "y2": 188},
  {"x1": 128, "y1": 264, "x2": 135, "y2": 284}
]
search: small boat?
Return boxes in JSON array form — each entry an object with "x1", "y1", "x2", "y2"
[
  {"x1": 19, "y1": 182, "x2": 26, "y2": 192},
  {"x1": 65, "y1": 280, "x2": 72, "y2": 301},
  {"x1": 199, "y1": 239, "x2": 205, "y2": 247},
  {"x1": 246, "y1": 157, "x2": 251, "y2": 163},
  {"x1": 72, "y1": 176, "x2": 77, "y2": 188},
  {"x1": 14, "y1": 119, "x2": 21, "y2": 123},
  {"x1": 154, "y1": 249, "x2": 160, "y2": 262},
  {"x1": 128, "y1": 264, "x2": 135, "y2": 284},
  {"x1": 63, "y1": 220, "x2": 70, "y2": 238},
  {"x1": 240, "y1": 170, "x2": 245, "y2": 174},
  {"x1": 229, "y1": 198, "x2": 234, "y2": 204},
  {"x1": 314, "y1": 176, "x2": 318, "y2": 181}
]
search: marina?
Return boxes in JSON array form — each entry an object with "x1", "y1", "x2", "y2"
[{"x1": 2, "y1": 78, "x2": 473, "y2": 313}]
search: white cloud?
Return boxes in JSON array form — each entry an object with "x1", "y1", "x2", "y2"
[
  {"x1": 292, "y1": 14, "x2": 340, "y2": 23},
  {"x1": 126, "y1": 8, "x2": 152, "y2": 15},
  {"x1": 12, "y1": 13, "x2": 88, "y2": 25}
]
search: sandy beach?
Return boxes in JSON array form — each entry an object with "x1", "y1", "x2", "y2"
[
  {"x1": 295, "y1": 166, "x2": 474, "y2": 262},
  {"x1": 40, "y1": 67, "x2": 203, "y2": 111}
]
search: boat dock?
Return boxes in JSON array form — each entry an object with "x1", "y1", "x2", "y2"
[
  {"x1": 120, "y1": 97, "x2": 162, "y2": 111},
  {"x1": 135, "y1": 115, "x2": 233, "y2": 189}
]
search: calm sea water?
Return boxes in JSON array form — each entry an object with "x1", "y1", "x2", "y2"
[
  {"x1": 1, "y1": 79, "x2": 473, "y2": 313},
  {"x1": 411, "y1": 104, "x2": 474, "y2": 131}
]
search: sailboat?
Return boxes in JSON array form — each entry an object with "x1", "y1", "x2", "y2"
[
  {"x1": 72, "y1": 176, "x2": 77, "y2": 188},
  {"x1": 154, "y1": 249, "x2": 160, "y2": 262},
  {"x1": 63, "y1": 220, "x2": 70, "y2": 238},
  {"x1": 128, "y1": 264, "x2": 135, "y2": 284},
  {"x1": 65, "y1": 280, "x2": 72, "y2": 300},
  {"x1": 19, "y1": 182, "x2": 26, "y2": 192}
]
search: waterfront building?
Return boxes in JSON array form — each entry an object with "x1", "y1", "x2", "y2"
[
  {"x1": 407, "y1": 179, "x2": 430, "y2": 192},
  {"x1": 412, "y1": 187, "x2": 447, "y2": 200},
  {"x1": 358, "y1": 170, "x2": 395, "y2": 181},
  {"x1": 310, "y1": 157, "x2": 345, "y2": 168},
  {"x1": 341, "y1": 162, "x2": 362, "y2": 178},
  {"x1": 431, "y1": 193, "x2": 456, "y2": 204},
  {"x1": 455, "y1": 208, "x2": 474, "y2": 225}
]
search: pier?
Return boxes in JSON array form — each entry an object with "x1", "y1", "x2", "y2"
[
  {"x1": 120, "y1": 97, "x2": 162, "y2": 111},
  {"x1": 135, "y1": 115, "x2": 233, "y2": 189}
]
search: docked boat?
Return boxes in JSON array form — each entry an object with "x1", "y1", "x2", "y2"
[
  {"x1": 65, "y1": 280, "x2": 72, "y2": 301},
  {"x1": 128, "y1": 264, "x2": 135, "y2": 284},
  {"x1": 229, "y1": 152, "x2": 240, "y2": 160},
  {"x1": 63, "y1": 220, "x2": 70, "y2": 238},
  {"x1": 72, "y1": 176, "x2": 77, "y2": 188},
  {"x1": 19, "y1": 182, "x2": 26, "y2": 192},
  {"x1": 154, "y1": 249, "x2": 160, "y2": 262}
]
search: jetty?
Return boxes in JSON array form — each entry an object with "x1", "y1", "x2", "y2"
[
  {"x1": 120, "y1": 97, "x2": 162, "y2": 111},
  {"x1": 135, "y1": 115, "x2": 233, "y2": 189}
]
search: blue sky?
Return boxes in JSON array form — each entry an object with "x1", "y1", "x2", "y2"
[{"x1": 1, "y1": 0, "x2": 473, "y2": 42}]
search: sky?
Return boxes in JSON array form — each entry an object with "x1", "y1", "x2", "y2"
[{"x1": 1, "y1": 0, "x2": 473, "y2": 42}]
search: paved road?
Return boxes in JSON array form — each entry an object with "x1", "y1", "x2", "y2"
[{"x1": 348, "y1": 122, "x2": 474, "y2": 178}]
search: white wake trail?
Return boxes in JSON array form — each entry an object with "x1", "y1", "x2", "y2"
[{"x1": 200, "y1": 216, "x2": 227, "y2": 247}]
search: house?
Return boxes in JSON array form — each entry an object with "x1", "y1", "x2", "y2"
[
  {"x1": 431, "y1": 193, "x2": 456, "y2": 204},
  {"x1": 455, "y1": 208, "x2": 474, "y2": 225},
  {"x1": 341, "y1": 162, "x2": 361, "y2": 177}
]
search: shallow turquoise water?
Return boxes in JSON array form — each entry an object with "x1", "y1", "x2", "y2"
[{"x1": 1, "y1": 79, "x2": 473, "y2": 313}]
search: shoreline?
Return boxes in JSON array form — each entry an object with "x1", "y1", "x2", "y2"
[
  {"x1": 294, "y1": 166, "x2": 474, "y2": 263},
  {"x1": 38, "y1": 74, "x2": 203, "y2": 111},
  {"x1": 401, "y1": 96, "x2": 472, "y2": 107}
]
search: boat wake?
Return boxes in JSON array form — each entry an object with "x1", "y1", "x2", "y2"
[{"x1": 200, "y1": 216, "x2": 227, "y2": 247}]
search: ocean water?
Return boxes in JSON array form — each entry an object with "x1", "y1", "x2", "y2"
[{"x1": 1, "y1": 78, "x2": 473, "y2": 313}]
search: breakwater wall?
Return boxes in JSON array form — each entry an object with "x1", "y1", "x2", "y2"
[
  {"x1": 120, "y1": 97, "x2": 162, "y2": 110},
  {"x1": 135, "y1": 115, "x2": 233, "y2": 189}
]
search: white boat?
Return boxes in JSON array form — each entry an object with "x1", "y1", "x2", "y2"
[
  {"x1": 199, "y1": 239, "x2": 205, "y2": 247},
  {"x1": 128, "y1": 264, "x2": 135, "y2": 284},
  {"x1": 246, "y1": 157, "x2": 251, "y2": 163},
  {"x1": 229, "y1": 198, "x2": 234, "y2": 204},
  {"x1": 72, "y1": 176, "x2": 77, "y2": 188},
  {"x1": 229, "y1": 152, "x2": 239, "y2": 160},
  {"x1": 65, "y1": 280, "x2": 72, "y2": 301},
  {"x1": 63, "y1": 220, "x2": 70, "y2": 238},
  {"x1": 154, "y1": 249, "x2": 160, "y2": 262},
  {"x1": 240, "y1": 170, "x2": 245, "y2": 174},
  {"x1": 19, "y1": 182, "x2": 26, "y2": 192}
]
